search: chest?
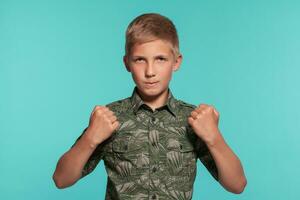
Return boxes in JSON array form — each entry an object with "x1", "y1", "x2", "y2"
[{"x1": 102, "y1": 111, "x2": 197, "y2": 174}]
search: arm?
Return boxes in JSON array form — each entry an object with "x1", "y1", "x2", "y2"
[
  {"x1": 188, "y1": 104, "x2": 247, "y2": 194},
  {"x1": 206, "y1": 130, "x2": 247, "y2": 194},
  {"x1": 52, "y1": 128, "x2": 100, "y2": 189},
  {"x1": 52, "y1": 105, "x2": 119, "y2": 189}
]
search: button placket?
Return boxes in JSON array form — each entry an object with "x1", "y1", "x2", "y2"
[{"x1": 148, "y1": 114, "x2": 160, "y2": 200}]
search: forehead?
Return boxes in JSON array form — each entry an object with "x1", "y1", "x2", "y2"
[{"x1": 130, "y1": 39, "x2": 173, "y2": 56}]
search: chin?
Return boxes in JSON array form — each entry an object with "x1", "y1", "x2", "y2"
[
  {"x1": 141, "y1": 87, "x2": 167, "y2": 98},
  {"x1": 142, "y1": 88, "x2": 159, "y2": 95},
  {"x1": 137, "y1": 86, "x2": 158, "y2": 95}
]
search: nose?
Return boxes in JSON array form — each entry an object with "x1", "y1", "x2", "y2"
[{"x1": 145, "y1": 62, "x2": 155, "y2": 78}]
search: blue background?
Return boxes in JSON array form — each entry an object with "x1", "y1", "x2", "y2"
[{"x1": 1, "y1": 1, "x2": 299, "y2": 199}]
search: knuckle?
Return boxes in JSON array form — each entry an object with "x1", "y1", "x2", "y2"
[
  {"x1": 95, "y1": 109, "x2": 103, "y2": 115},
  {"x1": 103, "y1": 106, "x2": 109, "y2": 110},
  {"x1": 109, "y1": 110, "x2": 114, "y2": 115},
  {"x1": 207, "y1": 107, "x2": 213, "y2": 111},
  {"x1": 94, "y1": 105, "x2": 105, "y2": 111},
  {"x1": 105, "y1": 117, "x2": 110, "y2": 123}
]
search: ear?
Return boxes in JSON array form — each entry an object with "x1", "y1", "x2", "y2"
[
  {"x1": 172, "y1": 54, "x2": 183, "y2": 72},
  {"x1": 123, "y1": 55, "x2": 131, "y2": 72}
]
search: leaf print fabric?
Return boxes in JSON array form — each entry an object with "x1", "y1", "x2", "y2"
[{"x1": 71, "y1": 86, "x2": 219, "y2": 199}]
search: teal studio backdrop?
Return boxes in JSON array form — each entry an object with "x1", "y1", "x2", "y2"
[{"x1": 1, "y1": 1, "x2": 299, "y2": 199}]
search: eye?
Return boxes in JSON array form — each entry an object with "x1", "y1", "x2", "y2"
[
  {"x1": 134, "y1": 58, "x2": 145, "y2": 63},
  {"x1": 157, "y1": 57, "x2": 167, "y2": 62}
]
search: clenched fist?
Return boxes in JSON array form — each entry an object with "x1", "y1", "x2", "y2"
[
  {"x1": 85, "y1": 106, "x2": 120, "y2": 146},
  {"x1": 188, "y1": 104, "x2": 221, "y2": 146}
]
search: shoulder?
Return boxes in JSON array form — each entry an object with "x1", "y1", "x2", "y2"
[
  {"x1": 173, "y1": 99, "x2": 197, "y2": 118},
  {"x1": 105, "y1": 97, "x2": 131, "y2": 115},
  {"x1": 176, "y1": 99, "x2": 197, "y2": 111}
]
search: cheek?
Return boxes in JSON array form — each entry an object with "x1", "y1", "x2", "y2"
[
  {"x1": 130, "y1": 68, "x2": 143, "y2": 81},
  {"x1": 159, "y1": 65, "x2": 173, "y2": 79}
]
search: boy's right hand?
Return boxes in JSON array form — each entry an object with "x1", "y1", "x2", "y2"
[{"x1": 85, "y1": 106, "x2": 120, "y2": 146}]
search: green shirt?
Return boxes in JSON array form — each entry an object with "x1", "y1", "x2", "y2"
[{"x1": 72, "y1": 86, "x2": 218, "y2": 200}]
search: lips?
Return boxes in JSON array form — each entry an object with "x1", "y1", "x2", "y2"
[
  {"x1": 145, "y1": 81, "x2": 159, "y2": 87},
  {"x1": 145, "y1": 81, "x2": 158, "y2": 84}
]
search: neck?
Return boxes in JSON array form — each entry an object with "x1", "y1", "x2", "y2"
[{"x1": 137, "y1": 88, "x2": 169, "y2": 111}]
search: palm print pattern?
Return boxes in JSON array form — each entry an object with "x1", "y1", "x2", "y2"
[{"x1": 72, "y1": 87, "x2": 218, "y2": 200}]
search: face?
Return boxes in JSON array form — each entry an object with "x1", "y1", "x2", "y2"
[{"x1": 123, "y1": 39, "x2": 182, "y2": 100}]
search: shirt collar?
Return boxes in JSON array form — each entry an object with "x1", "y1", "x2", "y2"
[{"x1": 130, "y1": 86, "x2": 178, "y2": 117}]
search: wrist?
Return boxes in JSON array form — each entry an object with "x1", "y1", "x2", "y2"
[
  {"x1": 82, "y1": 128, "x2": 102, "y2": 149},
  {"x1": 205, "y1": 130, "x2": 224, "y2": 148}
]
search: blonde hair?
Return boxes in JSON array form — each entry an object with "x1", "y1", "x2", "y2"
[{"x1": 125, "y1": 13, "x2": 180, "y2": 58}]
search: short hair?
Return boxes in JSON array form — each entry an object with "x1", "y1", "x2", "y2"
[{"x1": 125, "y1": 13, "x2": 180, "y2": 58}]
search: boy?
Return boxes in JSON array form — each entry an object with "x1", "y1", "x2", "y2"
[{"x1": 53, "y1": 13, "x2": 247, "y2": 199}]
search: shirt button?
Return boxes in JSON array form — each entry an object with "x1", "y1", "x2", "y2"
[
  {"x1": 151, "y1": 117, "x2": 156, "y2": 123},
  {"x1": 151, "y1": 194, "x2": 157, "y2": 199},
  {"x1": 152, "y1": 167, "x2": 157, "y2": 173}
]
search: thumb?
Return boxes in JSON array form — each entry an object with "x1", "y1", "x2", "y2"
[
  {"x1": 113, "y1": 121, "x2": 120, "y2": 131},
  {"x1": 188, "y1": 116, "x2": 194, "y2": 125},
  {"x1": 213, "y1": 108, "x2": 219, "y2": 117}
]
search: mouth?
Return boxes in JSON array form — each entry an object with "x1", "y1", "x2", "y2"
[{"x1": 145, "y1": 81, "x2": 159, "y2": 87}]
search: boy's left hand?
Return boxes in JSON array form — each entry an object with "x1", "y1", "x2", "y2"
[{"x1": 188, "y1": 104, "x2": 221, "y2": 145}]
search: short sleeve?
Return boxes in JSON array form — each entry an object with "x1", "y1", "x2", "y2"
[
  {"x1": 70, "y1": 127, "x2": 105, "y2": 178},
  {"x1": 195, "y1": 137, "x2": 219, "y2": 181}
]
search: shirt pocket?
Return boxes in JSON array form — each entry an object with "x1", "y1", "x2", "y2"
[
  {"x1": 166, "y1": 139, "x2": 197, "y2": 176},
  {"x1": 111, "y1": 133, "x2": 145, "y2": 177},
  {"x1": 112, "y1": 134, "x2": 144, "y2": 153},
  {"x1": 112, "y1": 137, "x2": 129, "y2": 153}
]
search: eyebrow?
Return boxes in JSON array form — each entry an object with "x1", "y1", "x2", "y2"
[{"x1": 131, "y1": 54, "x2": 169, "y2": 59}]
